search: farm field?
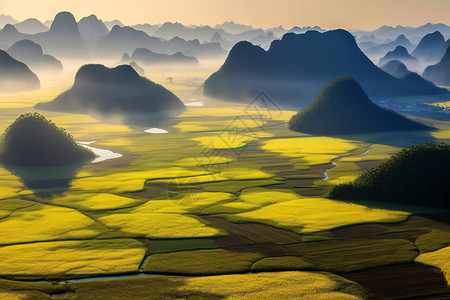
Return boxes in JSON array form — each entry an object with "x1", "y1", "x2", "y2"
[{"x1": 0, "y1": 66, "x2": 449, "y2": 300}]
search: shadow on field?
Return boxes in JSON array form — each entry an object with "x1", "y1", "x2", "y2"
[
  {"x1": 338, "y1": 199, "x2": 450, "y2": 224},
  {"x1": 333, "y1": 129, "x2": 438, "y2": 149},
  {"x1": 3, "y1": 162, "x2": 87, "y2": 198}
]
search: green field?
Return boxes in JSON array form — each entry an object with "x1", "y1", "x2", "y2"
[{"x1": 0, "y1": 69, "x2": 449, "y2": 299}]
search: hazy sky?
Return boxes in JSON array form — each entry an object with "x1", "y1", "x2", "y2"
[{"x1": 1, "y1": 0, "x2": 449, "y2": 30}]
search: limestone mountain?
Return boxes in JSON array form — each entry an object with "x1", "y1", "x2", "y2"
[
  {"x1": 0, "y1": 113, "x2": 94, "y2": 166},
  {"x1": 14, "y1": 18, "x2": 48, "y2": 34},
  {"x1": 32, "y1": 11, "x2": 87, "y2": 58},
  {"x1": 412, "y1": 31, "x2": 446, "y2": 63},
  {"x1": 423, "y1": 45, "x2": 450, "y2": 86},
  {"x1": 97, "y1": 25, "x2": 226, "y2": 58},
  {"x1": 380, "y1": 60, "x2": 410, "y2": 78},
  {"x1": 204, "y1": 30, "x2": 447, "y2": 107},
  {"x1": 288, "y1": 76, "x2": 431, "y2": 135},
  {"x1": 378, "y1": 46, "x2": 420, "y2": 70},
  {"x1": 0, "y1": 24, "x2": 29, "y2": 47},
  {"x1": 35, "y1": 64, "x2": 185, "y2": 118},
  {"x1": 364, "y1": 35, "x2": 415, "y2": 58},
  {"x1": 78, "y1": 14, "x2": 109, "y2": 41},
  {"x1": 7, "y1": 40, "x2": 63, "y2": 72},
  {"x1": 121, "y1": 48, "x2": 198, "y2": 66},
  {"x1": 0, "y1": 49, "x2": 40, "y2": 92}
]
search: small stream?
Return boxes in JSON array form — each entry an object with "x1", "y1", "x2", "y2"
[
  {"x1": 78, "y1": 141, "x2": 122, "y2": 163},
  {"x1": 322, "y1": 149, "x2": 370, "y2": 180},
  {"x1": 63, "y1": 272, "x2": 161, "y2": 283},
  {"x1": 144, "y1": 128, "x2": 168, "y2": 134},
  {"x1": 185, "y1": 99, "x2": 204, "y2": 107},
  {"x1": 138, "y1": 255, "x2": 151, "y2": 272}
]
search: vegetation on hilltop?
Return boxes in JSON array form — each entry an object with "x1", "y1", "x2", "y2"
[
  {"x1": 35, "y1": 64, "x2": 185, "y2": 118},
  {"x1": 288, "y1": 76, "x2": 431, "y2": 134},
  {"x1": 328, "y1": 143, "x2": 450, "y2": 208},
  {"x1": 0, "y1": 113, "x2": 95, "y2": 166}
]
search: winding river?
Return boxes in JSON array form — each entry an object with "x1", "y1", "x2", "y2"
[
  {"x1": 322, "y1": 149, "x2": 370, "y2": 180},
  {"x1": 78, "y1": 141, "x2": 122, "y2": 163}
]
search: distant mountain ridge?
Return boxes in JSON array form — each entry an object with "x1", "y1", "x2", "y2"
[
  {"x1": 214, "y1": 21, "x2": 254, "y2": 34},
  {"x1": 380, "y1": 60, "x2": 410, "y2": 78},
  {"x1": 78, "y1": 14, "x2": 109, "y2": 40},
  {"x1": 352, "y1": 23, "x2": 450, "y2": 41},
  {"x1": 122, "y1": 48, "x2": 198, "y2": 66},
  {"x1": 14, "y1": 18, "x2": 48, "y2": 34},
  {"x1": 378, "y1": 46, "x2": 419, "y2": 69},
  {"x1": 97, "y1": 25, "x2": 226, "y2": 58},
  {"x1": 0, "y1": 14, "x2": 18, "y2": 29},
  {"x1": 7, "y1": 39, "x2": 63, "y2": 72},
  {"x1": 204, "y1": 30, "x2": 448, "y2": 107},
  {"x1": 362, "y1": 35, "x2": 415, "y2": 58}
]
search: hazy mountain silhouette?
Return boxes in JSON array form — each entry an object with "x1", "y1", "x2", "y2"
[
  {"x1": 204, "y1": 30, "x2": 448, "y2": 106},
  {"x1": 97, "y1": 25, "x2": 226, "y2": 58},
  {"x1": 152, "y1": 21, "x2": 273, "y2": 50},
  {"x1": 355, "y1": 26, "x2": 410, "y2": 41},
  {"x1": 96, "y1": 25, "x2": 163, "y2": 57},
  {"x1": 407, "y1": 23, "x2": 450, "y2": 39},
  {"x1": 378, "y1": 46, "x2": 420, "y2": 69},
  {"x1": 0, "y1": 14, "x2": 18, "y2": 29},
  {"x1": 251, "y1": 31, "x2": 276, "y2": 48},
  {"x1": 228, "y1": 28, "x2": 270, "y2": 42},
  {"x1": 328, "y1": 143, "x2": 450, "y2": 208},
  {"x1": 0, "y1": 113, "x2": 94, "y2": 167},
  {"x1": 35, "y1": 64, "x2": 185, "y2": 120},
  {"x1": 0, "y1": 24, "x2": 29, "y2": 47},
  {"x1": 154, "y1": 22, "x2": 243, "y2": 44},
  {"x1": 364, "y1": 35, "x2": 415, "y2": 58},
  {"x1": 32, "y1": 12, "x2": 88, "y2": 58},
  {"x1": 154, "y1": 22, "x2": 188, "y2": 39},
  {"x1": 412, "y1": 31, "x2": 446, "y2": 63},
  {"x1": 423, "y1": 45, "x2": 450, "y2": 86},
  {"x1": 210, "y1": 32, "x2": 223, "y2": 44},
  {"x1": 214, "y1": 21, "x2": 254, "y2": 35},
  {"x1": 208, "y1": 32, "x2": 238, "y2": 50},
  {"x1": 444, "y1": 39, "x2": 450, "y2": 54},
  {"x1": 43, "y1": 20, "x2": 52, "y2": 28},
  {"x1": 129, "y1": 61, "x2": 145, "y2": 76},
  {"x1": 104, "y1": 19, "x2": 125, "y2": 31},
  {"x1": 78, "y1": 14, "x2": 109, "y2": 41},
  {"x1": 122, "y1": 48, "x2": 199, "y2": 66},
  {"x1": 380, "y1": 60, "x2": 410, "y2": 78},
  {"x1": 288, "y1": 76, "x2": 431, "y2": 135},
  {"x1": 132, "y1": 23, "x2": 160, "y2": 36},
  {"x1": 357, "y1": 34, "x2": 385, "y2": 44},
  {"x1": 0, "y1": 49, "x2": 40, "y2": 92},
  {"x1": 288, "y1": 26, "x2": 325, "y2": 34},
  {"x1": 267, "y1": 25, "x2": 287, "y2": 37},
  {"x1": 7, "y1": 40, "x2": 63, "y2": 72},
  {"x1": 14, "y1": 18, "x2": 48, "y2": 34},
  {"x1": 353, "y1": 23, "x2": 450, "y2": 43}
]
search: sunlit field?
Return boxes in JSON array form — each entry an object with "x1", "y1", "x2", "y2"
[{"x1": 0, "y1": 60, "x2": 449, "y2": 299}]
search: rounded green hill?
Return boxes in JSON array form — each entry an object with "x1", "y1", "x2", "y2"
[
  {"x1": 0, "y1": 113, "x2": 95, "y2": 167},
  {"x1": 35, "y1": 64, "x2": 185, "y2": 118},
  {"x1": 328, "y1": 143, "x2": 450, "y2": 208},
  {"x1": 288, "y1": 76, "x2": 431, "y2": 135}
]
